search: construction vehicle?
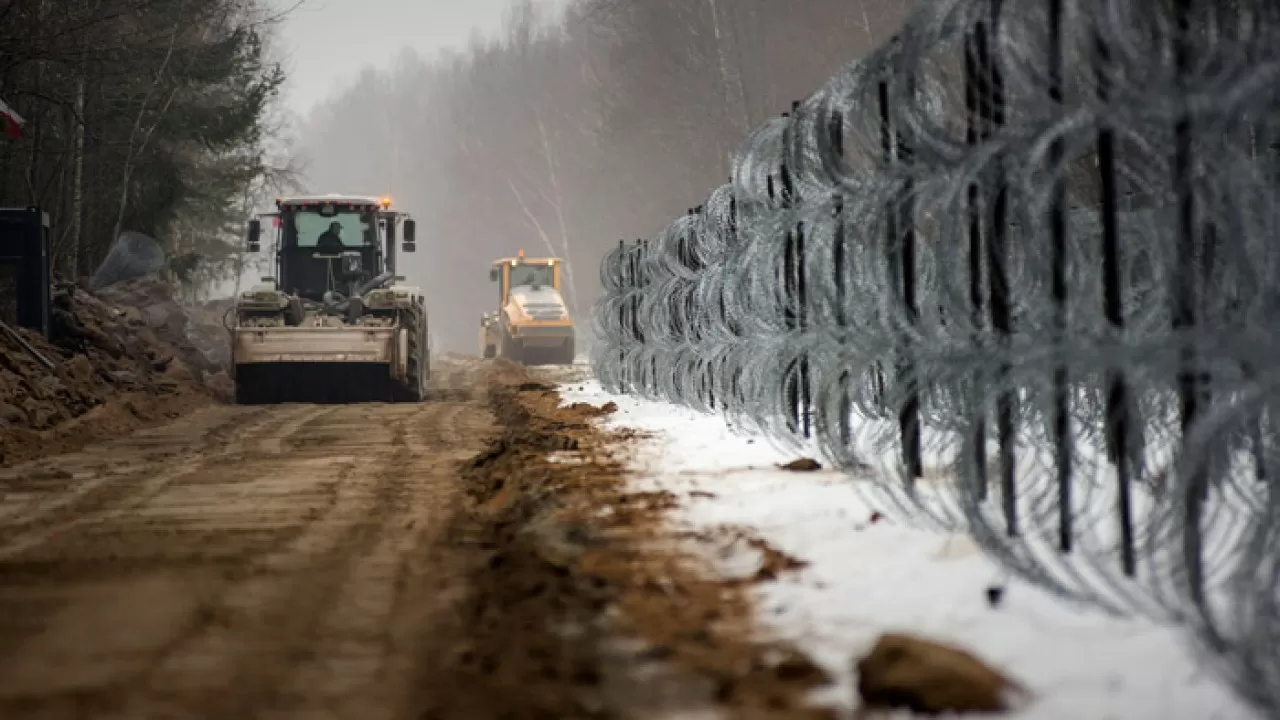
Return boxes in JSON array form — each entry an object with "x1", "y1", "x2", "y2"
[
  {"x1": 480, "y1": 250, "x2": 575, "y2": 365},
  {"x1": 231, "y1": 194, "x2": 429, "y2": 404}
]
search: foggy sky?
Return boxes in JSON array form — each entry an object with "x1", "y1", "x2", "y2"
[
  {"x1": 271, "y1": 0, "x2": 560, "y2": 113},
  {"x1": 283, "y1": 0, "x2": 908, "y2": 353}
]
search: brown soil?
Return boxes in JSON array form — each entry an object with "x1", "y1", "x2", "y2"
[
  {"x1": 0, "y1": 358, "x2": 494, "y2": 719},
  {"x1": 781, "y1": 458, "x2": 823, "y2": 472},
  {"x1": 420, "y1": 359, "x2": 833, "y2": 719},
  {"x1": 856, "y1": 633, "x2": 1023, "y2": 715},
  {"x1": 0, "y1": 276, "x2": 229, "y2": 467},
  {"x1": 0, "y1": 355, "x2": 833, "y2": 719},
  {"x1": 0, "y1": 390, "x2": 213, "y2": 469}
]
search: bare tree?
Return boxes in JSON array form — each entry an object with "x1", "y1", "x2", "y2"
[
  {"x1": 0, "y1": 0, "x2": 293, "y2": 294},
  {"x1": 297, "y1": 0, "x2": 910, "y2": 352}
]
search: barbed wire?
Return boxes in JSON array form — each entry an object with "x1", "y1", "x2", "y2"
[{"x1": 591, "y1": 0, "x2": 1280, "y2": 715}]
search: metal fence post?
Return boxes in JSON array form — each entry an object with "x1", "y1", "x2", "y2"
[
  {"x1": 789, "y1": 100, "x2": 813, "y2": 440},
  {"x1": 617, "y1": 239, "x2": 628, "y2": 386},
  {"x1": 1171, "y1": 0, "x2": 1207, "y2": 612},
  {"x1": 1048, "y1": 0, "x2": 1073, "y2": 554},
  {"x1": 882, "y1": 76, "x2": 923, "y2": 480},
  {"x1": 1095, "y1": 25, "x2": 1136, "y2": 577},
  {"x1": 773, "y1": 122, "x2": 804, "y2": 438},
  {"x1": 965, "y1": 22, "x2": 989, "y2": 502},
  {"x1": 981, "y1": 0, "x2": 1019, "y2": 537},
  {"x1": 728, "y1": 192, "x2": 743, "y2": 408},
  {"x1": 830, "y1": 109, "x2": 852, "y2": 449}
]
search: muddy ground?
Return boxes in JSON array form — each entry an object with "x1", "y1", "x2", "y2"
[
  {"x1": 0, "y1": 356, "x2": 831, "y2": 719},
  {"x1": 0, "y1": 277, "x2": 231, "y2": 468}
]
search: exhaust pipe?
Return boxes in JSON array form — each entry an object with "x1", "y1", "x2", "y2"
[{"x1": 322, "y1": 271, "x2": 397, "y2": 314}]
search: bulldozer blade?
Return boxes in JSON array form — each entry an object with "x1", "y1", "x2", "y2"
[{"x1": 235, "y1": 362, "x2": 397, "y2": 405}]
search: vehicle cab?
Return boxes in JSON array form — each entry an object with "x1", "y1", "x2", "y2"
[{"x1": 247, "y1": 193, "x2": 417, "y2": 302}]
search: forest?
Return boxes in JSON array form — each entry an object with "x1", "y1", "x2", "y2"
[
  {"x1": 0, "y1": 0, "x2": 294, "y2": 298},
  {"x1": 299, "y1": 0, "x2": 911, "y2": 352},
  {"x1": 0, "y1": 0, "x2": 910, "y2": 338}
]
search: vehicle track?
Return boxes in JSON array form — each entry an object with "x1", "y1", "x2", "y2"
[{"x1": 0, "y1": 363, "x2": 493, "y2": 720}]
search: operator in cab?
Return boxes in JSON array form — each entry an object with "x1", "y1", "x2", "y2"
[{"x1": 316, "y1": 221, "x2": 345, "y2": 254}]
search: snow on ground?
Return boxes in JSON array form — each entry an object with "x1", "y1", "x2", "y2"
[{"x1": 558, "y1": 377, "x2": 1257, "y2": 720}]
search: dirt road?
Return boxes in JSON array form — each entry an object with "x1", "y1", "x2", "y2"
[
  {"x1": 0, "y1": 360, "x2": 492, "y2": 720},
  {"x1": 0, "y1": 358, "x2": 831, "y2": 720}
]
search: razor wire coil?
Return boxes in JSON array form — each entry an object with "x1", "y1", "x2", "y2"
[{"x1": 591, "y1": 0, "x2": 1280, "y2": 715}]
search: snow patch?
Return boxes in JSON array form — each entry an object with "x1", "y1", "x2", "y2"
[{"x1": 559, "y1": 379, "x2": 1256, "y2": 720}]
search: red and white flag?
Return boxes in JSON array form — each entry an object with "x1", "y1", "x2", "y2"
[{"x1": 0, "y1": 98, "x2": 24, "y2": 140}]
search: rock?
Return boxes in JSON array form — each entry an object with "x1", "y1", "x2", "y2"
[
  {"x1": 204, "y1": 371, "x2": 233, "y2": 401},
  {"x1": 28, "y1": 403, "x2": 61, "y2": 429},
  {"x1": 83, "y1": 323, "x2": 125, "y2": 356},
  {"x1": 59, "y1": 355, "x2": 96, "y2": 384},
  {"x1": 780, "y1": 458, "x2": 822, "y2": 472},
  {"x1": 855, "y1": 633, "x2": 1022, "y2": 715},
  {"x1": 142, "y1": 302, "x2": 179, "y2": 330},
  {"x1": 89, "y1": 232, "x2": 166, "y2": 291},
  {"x1": 163, "y1": 360, "x2": 201, "y2": 386},
  {"x1": 0, "y1": 403, "x2": 25, "y2": 425},
  {"x1": 0, "y1": 269, "x2": 229, "y2": 440},
  {"x1": 119, "y1": 306, "x2": 145, "y2": 326},
  {"x1": 110, "y1": 370, "x2": 141, "y2": 386},
  {"x1": 37, "y1": 376, "x2": 67, "y2": 397},
  {"x1": 178, "y1": 345, "x2": 218, "y2": 374},
  {"x1": 0, "y1": 369, "x2": 24, "y2": 394}
]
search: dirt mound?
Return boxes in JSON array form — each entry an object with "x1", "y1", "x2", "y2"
[
  {"x1": 780, "y1": 457, "x2": 823, "y2": 472},
  {"x1": 856, "y1": 633, "x2": 1025, "y2": 714},
  {"x1": 418, "y1": 365, "x2": 831, "y2": 718},
  {"x1": 0, "y1": 276, "x2": 229, "y2": 466},
  {"x1": 95, "y1": 276, "x2": 231, "y2": 373}
]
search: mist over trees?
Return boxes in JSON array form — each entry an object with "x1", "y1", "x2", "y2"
[
  {"x1": 299, "y1": 0, "x2": 909, "y2": 353},
  {"x1": 0, "y1": 0, "x2": 296, "y2": 300}
]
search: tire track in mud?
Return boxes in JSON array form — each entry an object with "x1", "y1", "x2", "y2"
[
  {"x1": 0, "y1": 405, "x2": 286, "y2": 550},
  {"x1": 0, "y1": 362, "x2": 494, "y2": 720},
  {"x1": 0, "y1": 405, "x2": 356, "y2": 714},
  {"x1": 0, "y1": 357, "x2": 827, "y2": 720},
  {"x1": 263, "y1": 403, "x2": 480, "y2": 719}
]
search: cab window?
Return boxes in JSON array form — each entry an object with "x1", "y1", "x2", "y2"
[
  {"x1": 509, "y1": 263, "x2": 554, "y2": 289},
  {"x1": 289, "y1": 209, "x2": 375, "y2": 248}
]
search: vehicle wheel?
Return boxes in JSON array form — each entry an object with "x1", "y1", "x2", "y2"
[
  {"x1": 420, "y1": 307, "x2": 431, "y2": 384},
  {"x1": 483, "y1": 344, "x2": 496, "y2": 359},
  {"x1": 500, "y1": 329, "x2": 522, "y2": 365},
  {"x1": 557, "y1": 338, "x2": 576, "y2": 365},
  {"x1": 397, "y1": 304, "x2": 427, "y2": 402}
]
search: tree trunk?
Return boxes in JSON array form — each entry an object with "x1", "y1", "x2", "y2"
[
  {"x1": 26, "y1": 0, "x2": 45, "y2": 206},
  {"x1": 533, "y1": 108, "x2": 580, "y2": 320},
  {"x1": 68, "y1": 73, "x2": 86, "y2": 278},
  {"x1": 706, "y1": 0, "x2": 750, "y2": 141},
  {"x1": 113, "y1": 6, "x2": 185, "y2": 244}
]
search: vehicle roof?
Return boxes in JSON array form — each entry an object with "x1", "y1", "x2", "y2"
[
  {"x1": 277, "y1": 193, "x2": 385, "y2": 207},
  {"x1": 493, "y1": 256, "x2": 558, "y2": 266}
]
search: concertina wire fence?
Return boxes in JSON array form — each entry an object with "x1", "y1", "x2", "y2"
[{"x1": 590, "y1": 0, "x2": 1280, "y2": 715}]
